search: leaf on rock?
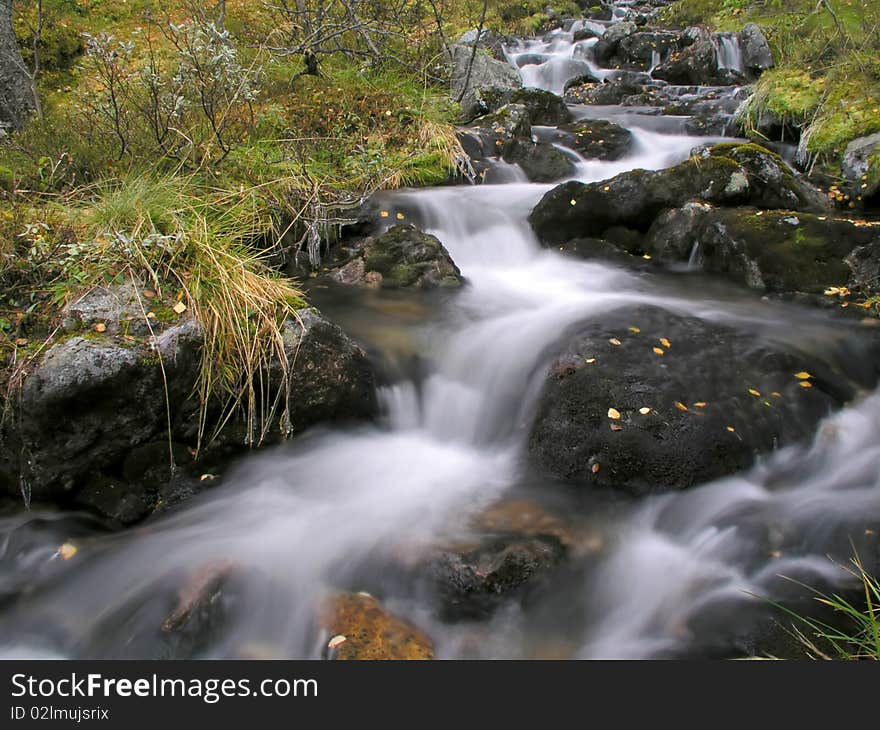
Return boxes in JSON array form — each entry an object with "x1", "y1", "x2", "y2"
[
  {"x1": 607, "y1": 407, "x2": 621, "y2": 420},
  {"x1": 652, "y1": 347, "x2": 664, "y2": 356},
  {"x1": 748, "y1": 388, "x2": 761, "y2": 397},
  {"x1": 585, "y1": 358, "x2": 597, "y2": 364},
  {"x1": 94, "y1": 323, "x2": 106, "y2": 333},
  {"x1": 794, "y1": 372, "x2": 811, "y2": 380},
  {"x1": 726, "y1": 426, "x2": 736, "y2": 433},
  {"x1": 609, "y1": 338, "x2": 622, "y2": 346},
  {"x1": 591, "y1": 463, "x2": 600, "y2": 474},
  {"x1": 674, "y1": 401, "x2": 689, "y2": 412},
  {"x1": 628, "y1": 326, "x2": 641, "y2": 334},
  {"x1": 799, "y1": 381, "x2": 813, "y2": 389},
  {"x1": 172, "y1": 301, "x2": 187, "y2": 314},
  {"x1": 659, "y1": 338, "x2": 671, "y2": 348},
  {"x1": 694, "y1": 402, "x2": 707, "y2": 408},
  {"x1": 58, "y1": 543, "x2": 77, "y2": 560},
  {"x1": 610, "y1": 423, "x2": 623, "y2": 432},
  {"x1": 638, "y1": 407, "x2": 652, "y2": 415}
]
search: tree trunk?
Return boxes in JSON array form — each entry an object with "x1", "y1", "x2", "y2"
[{"x1": 0, "y1": 0, "x2": 36, "y2": 130}]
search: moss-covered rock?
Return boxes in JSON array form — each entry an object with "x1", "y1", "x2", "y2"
[
  {"x1": 645, "y1": 204, "x2": 880, "y2": 294},
  {"x1": 328, "y1": 224, "x2": 463, "y2": 289},
  {"x1": 529, "y1": 143, "x2": 829, "y2": 246}
]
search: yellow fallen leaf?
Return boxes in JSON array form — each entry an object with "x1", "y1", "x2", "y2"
[
  {"x1": 328, "y1": 635, "x2": 348, "y2": 650},
  {"x1": 146, "y1": 311, "x2": 156, "y2": 319},
  {"x1": 799, "y1": 381, "x2": 813, "y2": 388},
  {"x1": 58, "y1": 543, "x2": 77, "y2": 560},
  {"x1": 396, "y1": 212, "x2": 405, "y2": 220},
  {"x1": 652, "y1": 347, "x2": 664, "y2": 356},
  {"x1": 570, "y1": 199, "x2": 577, "y2": 206},
  {"x1": 591, "y1": 463, "x2": 600, "y2": 474},
  {"x1": 794, "y1": 371, "x2": 811, "y2": 380},
  {"x1": 628, "y1": 326, "x2": 641, "y2": 334},
  {"x1": 659, "y1": 338, "x2": 671, "y2": 348},
  {"x1": 94, "y1": 322, "x2": 107, "y2": 333},
  {"x1": 172, "y1": 301, "x2": 187, "y2": 314},
  {"x1": 771, "y1": 391, "x2": 782, "y2": 398},
  {"x1": 607, "y1": 408, "x2": 621, "y2": 420},
  {"x1": 199, "y1": 474, "x2": 217, "y2": 481},
  {"x1": 726, "y1": 426, "x2": 736, "y2": 433},
  {"x1": 609, "y1": 338, "x2": 622, "y2": 346},
  {"x1": 379, "y1": 211, "x2": 389, "y2": 218},
  {"x1": 639, "y1": 407, "x2": 652, "y2": 415},
  {"x1": 748, "y1": 389, "x2": 761, "y2": 397},
  {"x1": 585, "y1": 358, "x2": 597, "y2": 364},
  {"x1": 674, "y1": 401, "x2": 689, "y2": 412},
  {"x1": 14, "y1": 338, "x2": 28, "y2": 346},
  {"x1": 694, "y1": 402, "x2": 707, "y2": 408}
]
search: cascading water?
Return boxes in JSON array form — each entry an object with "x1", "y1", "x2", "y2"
[
  {"x1": 2, "y1": 6, "x2": 879, "y2": 660},
  {"x1": 715, "y1": 32, "x2": 745, "y2": 74}
]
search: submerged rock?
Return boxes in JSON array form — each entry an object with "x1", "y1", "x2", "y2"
[
  {"x1": 429, "y1": 533, "x2": 568, "y2": 619},
  {"x1": 327, "y1": 224, "x2": 464, "y2": 289},
  {"x1": 320, "y1": 592, "x2": 434, "y2": 660},
  {"x1": 645, "y1": 204, "x2": 880, "y2": 294},
  {"x1": 528, "y1": 306, "x2": 878, "y2": 494}
]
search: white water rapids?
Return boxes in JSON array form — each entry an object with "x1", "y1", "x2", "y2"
[{"x1": 1, "y1": 9, "x2": 878, "y2": 660}]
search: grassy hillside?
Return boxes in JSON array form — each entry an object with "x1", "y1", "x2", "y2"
[{"x1": 661, "y1": 0, "x2": 880, "y2": 186}]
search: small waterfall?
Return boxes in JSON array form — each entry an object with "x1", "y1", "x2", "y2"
[
  {"x1": 649, "y1": 49, "x2": 662, "y2": 74},
  {"x1": 715, "y1": 33, "x2": 744, "y2": 73},
  {"x1": 687, "y1": 240, "x2": 702, "y2": 269}
]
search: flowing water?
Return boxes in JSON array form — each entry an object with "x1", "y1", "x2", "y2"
[{"x1": 2, "y1": 8, "x2": 879, "y2": 660}]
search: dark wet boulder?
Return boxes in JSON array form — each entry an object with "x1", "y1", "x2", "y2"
[
  {"x1": 543, "y1": 118, "x2": 634, "y2": 160},
  {"x1": 0, "y1": 296, "x2": 377, "y2": 510},
  {"x1": 428, "y1": 532, "x2": 568, "y2": 619},
  {"x1": 506, "y1": 139, "x2": 577, "y2": 182},
  {"x1": 529, "y1": 155, "x2": 749, "y2": 244},
  {"x1": 616, "y1": 30, "x2": 678, "y2": 68},
  {"x1": 449, "y1": 44, "x2": 522, "y2": 122},
  {"x1": 528, "y1": 306, "x2": 877, "y2": 494},
  {"x1": 593, "y1": 21, "x2": 637, "y2": 64},
  {"x1": 320, "y1": 592, "x2": 434, "y2": 660},
  {"x1": 740, "y1": 23, "x2": 774, "y2": 74},
  {"x1": 328, "y1": 224, "x2": 463, "y2": 290},
  {"x1": 653, "y1": 28, "x2": 719, "y2": 86},
  {"x1": 511, "y1": 87, "x2": 575, "y2": 126},
  {"x1": 529, "y1": 143, "x2": 829, "y2": 245},
  {"x1": 565, "y1": 70, "x2": 655, "y2": 105},
  {"x1": 645, "y1": 204, "x2": 880, "y2": 295},
  {"x1": 703, "y1": 143, "x2": 830, "y2": 211}
]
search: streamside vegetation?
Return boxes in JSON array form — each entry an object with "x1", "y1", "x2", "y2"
[{"x1": 662, "y1": 0, "x2": 880, "y2": 188}]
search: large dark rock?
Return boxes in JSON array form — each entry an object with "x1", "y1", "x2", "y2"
[
  {"x1": 528, "y1": 143, "x2": 829, "y2": 245},
  {"x1": 653, "y1": 27, "x2": 720, "y2": 86},
  {"x1": 528, "y1": 306, "x2": 878, "y2": 494},
  {"x1": 542, "y1": 119, "x2": 634, "y2": 160},
  {"x1": 645, "y1": 204, "x2": 880, "y2": 294},
  {"x1": 616, "y1": 30, "x2": 679, "y2": 68},
  {"x1": 593, "y1": 21, "x2": 637, "y2": 64},
  {"x1": 510, "y1": 87, "x2": 575, "y2": 126},
  {"x1": 1, "y1": 295, "x2": 377, "y2": 511},
  {"x1": 327, "y1": 224, "x2": 463, "y2": 289},
  {"x1": 429, "y1": 532, "x2": 568, "y2": 619},
  {"x1": 740, "y1": 23, "x2": 774, "y2": 74},
  {"x1": 506, "y1": 139, "x2": 577, "y2": 182},
  {"x1": 565, "y1": 70, "x2": 655, "y2": 105}
]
